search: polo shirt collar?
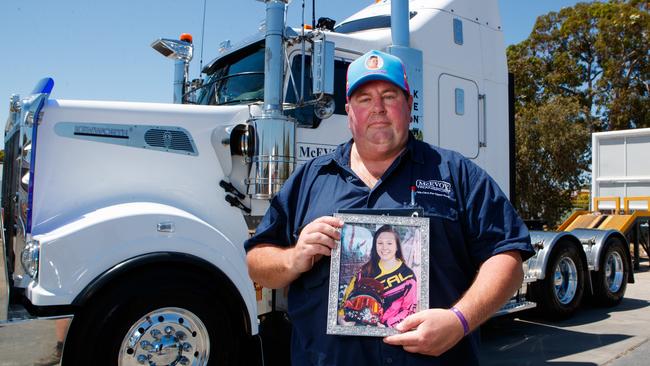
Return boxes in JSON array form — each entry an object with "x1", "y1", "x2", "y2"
[{"x1": 319, "y1": 133, "x2": 425, "y2": 168}]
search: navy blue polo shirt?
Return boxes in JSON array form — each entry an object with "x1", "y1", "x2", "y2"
[{"x1": 245, "y1": 135, "x2": 533, "y2": 366}]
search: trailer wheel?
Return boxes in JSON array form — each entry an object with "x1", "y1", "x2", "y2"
[
  {"x1": 63, "y1": 269, "x2": 241, "y2": 366},
  {"x1": 592, "y1": 238, "x2": 628, "y2": 306},
  {"x1": 532, "y1": 244, "x2": 585, "y2": 319}
]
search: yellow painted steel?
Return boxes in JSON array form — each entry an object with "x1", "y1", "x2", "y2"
[
  {"x1": 615, "y1": 211, "x2": 650, "y2": 235},
  {"x1": 559, "y1": 196, "x2": 650, "y2": 235},
  {"x1": 563, "y1": 214, "x2": 605, "y2": 231},
  {"x1": 557, "y1": 210, "x2": 589, "y2": 231},
  {"x1": 624, "y1": 196, "x2": 650, "y2": 214},
  {"x1": 594, "y1": 196, "x2": 621, "y2": 213},
  {"x1": 598, "y1": 215, "x2": 633, "y2": 231}
]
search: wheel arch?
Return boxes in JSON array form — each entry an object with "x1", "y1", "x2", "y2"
[
  {"x1": 527, "y1": 231, "x2": 590, "y2": 318},
  {"x1": 29, "y1": 202, "x2": 255, "y2": 322},
  {"x1": 571, "y1": 228, "x2": 634, "y2": 284},
  {"x1": 527, "y1": 231, "x2": 589, "y2": 281},
  {"x1": 71, "y1": 251, "x2": 253, "y2": 336}
]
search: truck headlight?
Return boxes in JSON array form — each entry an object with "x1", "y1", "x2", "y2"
[{"x1": 21, "y1": 239, "x2": 40, "y2": 279}]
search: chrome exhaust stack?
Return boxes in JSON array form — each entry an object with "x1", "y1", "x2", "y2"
[
  {"x1": 388, "y1": 0, "x2": 424, "y2": 137},
  {"x1": 250, "y1": 0, "x2": 295, "y2": 199},
  {"x1": 391, "y1": 0, "x2": 410, "y2": 47}
]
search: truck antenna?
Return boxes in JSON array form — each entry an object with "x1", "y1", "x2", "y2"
[
  {"x1": 199, "y1": 0, "x2": 208, "y2": 75},
  {"x1": 312, "y1": 0, "x2": 316, "y2": 29}
]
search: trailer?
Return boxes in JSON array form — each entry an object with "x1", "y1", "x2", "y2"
[
  {"x1": 560, "y1": 128, "x2": 650, "y2": 270},
  {"x1": 0, "y1": 1, "x2": 637, "y2": 365},
  {"x1": 507, "y1": 130, "x2": 650, "y2": 319}
]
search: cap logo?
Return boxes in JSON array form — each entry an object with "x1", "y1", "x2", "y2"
[{"x1": 365, "y1": 55, "x2": 383, "y2": 70}]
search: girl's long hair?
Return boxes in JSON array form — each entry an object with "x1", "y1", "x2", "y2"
[{"x1": 360, "y1": 225, "x2": 404, "y2": 277}]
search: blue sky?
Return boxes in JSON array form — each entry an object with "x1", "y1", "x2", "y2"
[{"x1": 0, "y1": 0, "x2": 590, "y2": 149}]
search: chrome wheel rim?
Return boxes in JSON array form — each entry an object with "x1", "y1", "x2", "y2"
[
  {"x1": 604, "y1": 251, "x2": 624, "y2": 293},
  {"x1": 119, "y1": 307, "x2": 209, "y2": 366},
  {"x1": 553, "y1": 256, "x2": 578, "y2": 305}
]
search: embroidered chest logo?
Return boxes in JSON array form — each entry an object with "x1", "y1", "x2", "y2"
[{"x1": 415, "y1": 179, "x2": 452, "y2": 198}]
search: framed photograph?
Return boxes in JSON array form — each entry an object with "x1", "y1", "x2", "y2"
[{"x1": 326, "y1": 213, "x2": 430, "y2": 337}]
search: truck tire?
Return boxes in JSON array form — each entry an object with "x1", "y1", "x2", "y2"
[
  {"x1": 63, "y1": 269, "x2": 241, "y2": 366},
  {"x1": 531, "y1": 244, "x2": 585, "y2": 319},
  {"x1": 592, "y1": 238, "x2": 628, "y2": 307}
]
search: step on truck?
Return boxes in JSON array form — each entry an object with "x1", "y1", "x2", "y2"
[{"x1": 0, "y1": 0, "x2": 639, "y2": 365}]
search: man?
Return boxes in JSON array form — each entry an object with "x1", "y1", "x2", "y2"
[
  {"x1": 366, "y1": 55, "x2": 381, "y2": 69},
  {"x1": 246, "y1": 50, "x2": 534, "y2": 365}
]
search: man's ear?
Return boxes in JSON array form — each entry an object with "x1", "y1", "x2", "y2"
[{"x1": 346, "y1": 104, "x2": 353, "y2": 129}]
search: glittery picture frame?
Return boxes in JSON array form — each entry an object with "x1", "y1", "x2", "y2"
[{"x1": 326, "y1": 213, "x2": 430, "y2": 337}]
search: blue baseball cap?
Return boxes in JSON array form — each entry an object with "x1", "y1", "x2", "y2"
[{"x1": 346, "y1": 50, "x2": 410, "y2": 98}]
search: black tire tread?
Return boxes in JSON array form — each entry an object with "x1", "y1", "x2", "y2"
[
  {"x1": 63, "y1": 267, "x2": 242, "y2": 366},
  {"x1": 530, "y1": 244, "x2": 585, "y2": 320},
  {"x1": 592, "y1": 239, "x2": 629, "y2": 307}
]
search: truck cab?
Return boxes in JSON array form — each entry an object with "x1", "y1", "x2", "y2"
[{"x1": 0, "y1": 1, "x2": 635, "y2": 365}]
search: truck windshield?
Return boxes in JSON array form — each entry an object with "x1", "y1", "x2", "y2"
[
  {"x1": 197, "y1": 42, "x2": 265, "y2": 106},
  {"x1": 334, "y1": 15, "x2": 391, "y2": 34},
  {"x1": 334, "y1": 12, "x2": 416, "y2": 34}
]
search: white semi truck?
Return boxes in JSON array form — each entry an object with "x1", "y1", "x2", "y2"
[{"x1": 0, "y1": 0, "x2": 637, "y2": 365}]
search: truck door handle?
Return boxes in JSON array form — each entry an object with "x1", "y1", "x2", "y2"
[{"x1": 479, "y1": 93, "x2": 487, "y2": 147}]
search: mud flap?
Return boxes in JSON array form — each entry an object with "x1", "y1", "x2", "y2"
[{"x1": 259, "y1": 310, "x2": 292, "y2": 366}]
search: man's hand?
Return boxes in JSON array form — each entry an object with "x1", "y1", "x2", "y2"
[
  {"x1": 246, "y1": 216, "x2": 343, "y2": 289},
  {"x1": 382, "y1": 251, "x2": 523, "y2": 357},
  {"x1": 383, "y1": 309, "x2": 464, "y2": 356},
  {"x1": 287, "y1": 216, "x2": 343, "y2": 274}
]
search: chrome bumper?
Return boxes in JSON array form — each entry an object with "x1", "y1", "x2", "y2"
[
  {"x1": 2, "y1": 207, "x2": 71, "y2": 366},
  {"x1": 0, "y1": 307, "x2": 72, "y2": 366}
]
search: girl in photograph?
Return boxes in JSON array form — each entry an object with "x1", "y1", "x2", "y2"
[{"x1": 339, "y1": 225, "x2": 418, "y2": 327}]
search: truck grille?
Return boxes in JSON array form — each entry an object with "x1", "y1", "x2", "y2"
[{"x1": 144, "y1": 129, "x2": 196, "y2": 154}]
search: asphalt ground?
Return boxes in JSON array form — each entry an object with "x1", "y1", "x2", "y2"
[
  {"x1": 480, "y1": 261, "x2": 650, "y2": 366},
  {"x1": 2, "y1": 264, "x2": 649, "y2": 365}
]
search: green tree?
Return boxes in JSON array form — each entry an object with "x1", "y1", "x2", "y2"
[
  {"x1": 514, "y1": 97, "x2": 590, "y2": 224},
  {"x1": 508, "y1": 0, "x2": 649, "y2": 225}
]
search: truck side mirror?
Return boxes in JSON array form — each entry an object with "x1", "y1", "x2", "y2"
[
  {"x1": 311, "y1": 40, "x2": 334, "y2": 96},
  {"x1": 316, "y1": 17, "x2": 336, "y2": 31},
  {"x1": 151, "y1": 35, "x2": 194, "y2": 104},
  {"x1": 151, "y1": 38, "x2": 193, "y2": 62},
  {"x1": 311, "y1": 40, "x2": 335, "y2": 119},
  {"x1": 315, "y1": 95, "x2": 335, "y2": 120}
]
